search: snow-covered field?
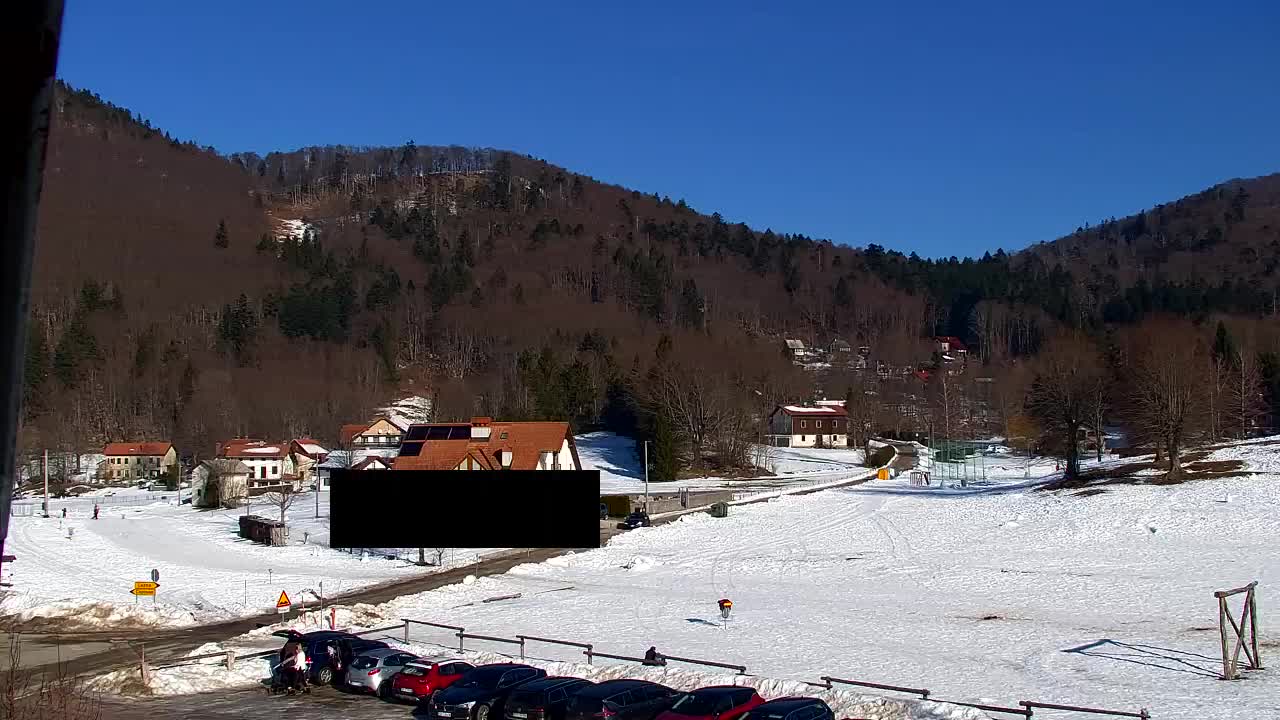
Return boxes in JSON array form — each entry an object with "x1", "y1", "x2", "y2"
[
  {"x1": 0, "y1": 490, "x2": 501, "y2": 628},
  {"x1": 578, "y1": 432, "x2": 869, "y2": 496},
  {"x1": 136, "y1": 438, "x2": 1279, "y2": 719}
]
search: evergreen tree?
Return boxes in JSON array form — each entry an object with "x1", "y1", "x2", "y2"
[
  {"x1": 1213, "y1": 321, "x2": 1238, "y2": 365},
  {"x1": 650, "y1": 414, "x2": 679, "y2": 482},
  {"x1": 22, "y1": 323, "x2": 49, "y2": 417},
  {"x1": 214, "y1": 220, "x2": 229, "y2": 249},
  {"x1": 52, "y1": 314, "x2": 100, "y2": 388}
]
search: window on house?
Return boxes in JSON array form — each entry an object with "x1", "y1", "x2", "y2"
[
  {"x1": 816, "y1": 420, "x2": 823, "y2": 428},
  {"x1": 800, "y1": 420, "x2": 807, "y2": 429}
]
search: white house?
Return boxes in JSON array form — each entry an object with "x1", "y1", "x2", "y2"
[
  {"x1": 216, "y1": 440, "x2": 298, "y2": 490},
  {"x1": 339, "y1": 417, "x2": 406, "y2": 450},
  {"x1": 190, "y1": 459, "x2": 251, "y2": 508},
  {"x1": 765, "y1": 405, "x2": 850, "y2": 448}
]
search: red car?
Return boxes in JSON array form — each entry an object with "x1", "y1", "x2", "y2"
[
  {"x1": 389, "y1": 658, "x2": 476, "y2": 703},
  {"x1": 655, "y1": 686, "x2": 765, "y2": 720}
]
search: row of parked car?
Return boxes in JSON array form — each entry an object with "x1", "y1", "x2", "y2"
[{"x1": 273, "y1": 630, "x2": 838, "y2": 720}]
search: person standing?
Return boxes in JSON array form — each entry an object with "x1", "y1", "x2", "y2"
[{"x1": 93, "y1": 504, "x2": 99, "y2": 520}]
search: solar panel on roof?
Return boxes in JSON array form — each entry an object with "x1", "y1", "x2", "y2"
[
  {"x1": 425, "y1": 426, "x2": 451, "y2": 440},
  {"x1": 398, "y1": 442, "x2": 424, "y2": 456},
  {"x1": 405, "y1": 426, "x2": 430, "y2": 441},
  {"x1": 447, "y1": 426, "x2": 471, "y2": 440}
]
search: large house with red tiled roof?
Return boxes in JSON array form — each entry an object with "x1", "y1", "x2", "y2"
[
  {"x1": 339, "y1": 418, "x2": 406, "y2": 450},
  {"x1": 393, "y1": 417, "x2": 582, "y2": 471},
  {"x1": 216, "y1": 439, "x2": 298, "y2": 490},
  {"x1": 100, "y1": 441, "x2": 178, "y2": 482},
  {"x1": 765, "y1": 405, "x2": 849, "y2": 448}
]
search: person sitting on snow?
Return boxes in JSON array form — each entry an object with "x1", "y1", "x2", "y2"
[{"x1": 643, "y1": 646, "x2": 666, "y2": 666}]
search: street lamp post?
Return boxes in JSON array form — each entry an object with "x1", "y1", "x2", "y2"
[{"x1": 643, "y1": 441, "x2": 650, "y2": 512}]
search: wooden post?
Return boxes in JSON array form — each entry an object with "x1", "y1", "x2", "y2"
[
  {"x1": 1249, "y1": 586, "x2": 1262, "y2": 669},
  {"x1": 1219, "y1": 595, "x2": 1235, "y2": 680},
  {"x1": 139, "y1": 643, "x2": 151, "y2": 685},
  {"x1": 225, "y1": 650, "x2": 235, "y2": 671}
]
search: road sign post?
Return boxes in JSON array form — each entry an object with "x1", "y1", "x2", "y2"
[{"x1": 131, "y1": 581, "x2": 158, "y2": 605}]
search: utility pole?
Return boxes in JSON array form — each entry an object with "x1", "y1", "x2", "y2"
[
  {"x1": 640, "y1": 438, "x2": 650, "y2": 509},
  {"x1": 42, "y1": 449, "x2": 49, "y2": 518},
  {"x1": 315, "y1": 470, "x2": 320, "y2": 519}
]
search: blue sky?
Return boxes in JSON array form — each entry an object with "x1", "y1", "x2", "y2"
[{"x1": 57, "y1": 1, "x2": 1280, "y2": 257}]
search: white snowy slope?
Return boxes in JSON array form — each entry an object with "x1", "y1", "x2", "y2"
[
  {"x1": 579, "y1": 432, "x2": 869, "y2": 496},
  {"x1": 140, "y1": 438, "x2": 1279, "y2": 720},
  {"x1": 0, "y1": 492, "x2": 502, "y2": 628},
  {"x1": 378, "y1": 395, "x2": 434, "y2": 429}
]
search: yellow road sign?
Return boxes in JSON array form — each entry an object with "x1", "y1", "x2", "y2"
[
  {"x1": 131, "y1": 587, "x2": 156, "y2": 596},
  {"x1": 276, "y1": 591, "x2": 291, "y2": 609},
  {"x1": 133, "y1": 581, "x2": 159, "y2": 592}
]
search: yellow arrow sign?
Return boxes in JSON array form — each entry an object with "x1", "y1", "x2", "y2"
[
  {"x1": 133, "y1": 581, "x2": 159, "y2": 592},
  {"x1": 131, "y1": 587, "x2": 156, "y2": 596}
]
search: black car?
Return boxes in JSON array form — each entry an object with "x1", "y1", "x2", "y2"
[
  {"x1": 563, "y1": 679, "x2": 679, "y2": 720},
  {"x1": 617, "y1": 510, "x2": 652, "y2": 530},
  {"x1": 739, "y1": 698, "x2": 834, "y2": 720},
  {"x1": 504, "y1": 676, "x2": 596, "y2": 720},
  {"x1": 429, "y1": 663, "x2": 547, "y2": 720}
]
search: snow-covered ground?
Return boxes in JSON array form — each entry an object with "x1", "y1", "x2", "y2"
[
  {"x1": 138, "y1": 437, "x2": 1280, "y2": 719},
  {"x1": 0, "y1": 490, "x2": 502, "y2": 628},
  {"x1": 379, "y1": 395, "x2": 433, "y2": 429},
  {"x1": 579, "y1": 432, "x2": 868, "y2": 496}
]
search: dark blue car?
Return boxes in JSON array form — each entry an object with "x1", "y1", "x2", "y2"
[
  {"x1": 429, "y1": 663, "x2": 547, "y2": 720},
  {"x1": 273, "y1": 630, "x2": 390, "y2": 686},
  {"x1": 740, "y1": 698, "x2": 834, "y2": 720}
]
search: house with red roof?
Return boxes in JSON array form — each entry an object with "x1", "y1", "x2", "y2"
[
  {"x1": 339, "y1": 417, "x2": 406, "y2": 450},
  {"x1": 216, "y1": 439, "x2": 298, "y2": 491},
  {"x1": 100, "y1": 442, "x2": 178, "y2": 482},
  {"x1": 765, "y1": 405, "x2": 850, "y2": 449},
  {"x1": 392, "y1": 417, "x2": 581, "y2": 471}
]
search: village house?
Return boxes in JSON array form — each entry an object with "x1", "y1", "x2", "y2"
[
  {"x1": 288, "y1": 438, "x2": 329, "y2": 487},
  {"x1": 190, "y1": 459, "x2": 251, "y2": 508},
  {"x1": 216, "y1": 439, "x2": 298, "y2": 491},
  {"x1": 934, "y1": 336, "x2": 969, "y2": 364},
  {"x1": 765, "y1": 405, "x2": 850, "y2": 448},
  {"x1": 393, "y1": 417, "x2": 582, "y2": 471},
  {"x1": 339, "y1": 417, "x2": 406, "y2": 450},
  {"x1": 99, "y1": 442, "x2": 178, "y2": 482},
  {"x1": 352, "y1": 456, "x2": 393, "y2": 471},
  {"x1": 784, "y1": 338, "x2": 807, "y2": 363}
]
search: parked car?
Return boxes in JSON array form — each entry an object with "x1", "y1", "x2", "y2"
[
  {"x1": 656, "y1": 686, "x2": 765, "y2": 720},
  {"x1": 564, "y1": 679, "x2": 680, "y2": 720},
  {"x1": 389, "y1": 657, "x2": 475, "y2": 704},
  {"x1": 271, "y1": 630, "x2": 390, "y2": 686},
  {"x1": 344, "y1": 647, "x2": 419, "y2": 698},
  {"x1": 617, "y1": 510, "x2": 652, "y2": 530},
  {"x1": 739, "y1": 698, "x2": 834, "y2": 720},
  {"x1": 504, "y1": 676, "x2": 596, "y2": 720},
  {"x1": 429, "y1": 663, "x2": 547, "y2": 720}
]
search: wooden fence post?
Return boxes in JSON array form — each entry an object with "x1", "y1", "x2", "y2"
[
  {"x1": 139, "y1": 643, "x2": 151, "y2": 685},
  {"x1": 225, "y1": 650, "x2": 235, "y2": 671},
  {"x1": 1249, "y1": 586, "x2": 1262, "y2": 670},
  {"x1": 1219, "y1": 595, "x2": 1235, "y2": 680}
]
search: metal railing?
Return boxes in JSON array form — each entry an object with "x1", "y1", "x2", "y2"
[
  {"x1": 1020, "y1": 701, "x2": 1149, "y2": 719},
  {"x1": 820, "y1": 675, "x2": 929, "y2": 700}
]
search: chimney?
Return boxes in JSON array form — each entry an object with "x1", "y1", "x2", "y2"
[{"x1": 470, "y1": 417, "x2": 493, "y2": 440}]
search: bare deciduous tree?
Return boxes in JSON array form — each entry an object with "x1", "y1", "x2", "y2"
[
  {"x1": 263, "y1": 486, "x2": 299, "y2": 525},
  {"x1": 1126, "y1": 319, "x2": 1208, "y2": 480},
  {"x1": 1027, "y1": 331, "x2": 1106, "y2": 480}
]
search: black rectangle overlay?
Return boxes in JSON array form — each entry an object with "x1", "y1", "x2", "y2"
[{"x1": 328, "y1": 470, "x2": 601, "y2": 549}]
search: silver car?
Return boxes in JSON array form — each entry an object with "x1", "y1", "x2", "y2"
[{"x1": 345, "y1": 648, "x2": 420, "y2": 698}]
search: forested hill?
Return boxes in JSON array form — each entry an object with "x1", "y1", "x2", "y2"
[{"x1": 19, "y1": 81, "x2": 1280, "y2": 461}]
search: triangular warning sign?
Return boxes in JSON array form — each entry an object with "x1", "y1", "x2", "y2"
[{"x1": 277, "y1": 591, "x2": 291, "y2": 608}]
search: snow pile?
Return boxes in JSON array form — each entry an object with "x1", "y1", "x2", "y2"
[
  {"x1": 92, "y1": 639, "x2": 981, "y2": 719},
  {"x1": 274, "y1": 218, "x2": 315, "y2": 241}
]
